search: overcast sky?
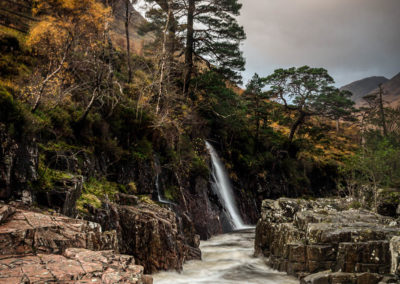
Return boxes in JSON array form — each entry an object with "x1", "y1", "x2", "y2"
[
  {"x1": 135, "y1": 0, "x2": 400, "y2": 87},
  {"x1": 238, "y1": 0, "x2": 400, "y2": 87}
]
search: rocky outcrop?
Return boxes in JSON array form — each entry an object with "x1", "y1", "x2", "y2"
[
  {"x1": 185, "y1": 176, "x2": 223, "y2": 239},
  {"x1": 0, "y1": 248, "x2": 152, "y2": 283},
  {"x1": 85, "y1": 198, "x2": 201, "y2": 274},
  {"x1": 0, "y1": 124, "x2": 38, "y2": 200},
  {"x1": 0, "y1": 203, "x2": 118, "y2": 255},
  {"x1": 36, "y1": 176, "x2": 83, "y2": 217},
  {"x1": 255, "y1": 198, "x2": 400, "y2": 283},
  {"x1": 0, "y1": 204, "x2": 152, "y2": 283}
]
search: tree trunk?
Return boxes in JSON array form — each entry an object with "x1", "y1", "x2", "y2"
[
  {"x1": 156, "y1": 0, "x2": 172, "y2": 114},
  {"x1": 183, "y1": 0, "x2": 195, "y2": 97},
  {"x1": 378, "y1": 84, "x2": 388, "y2": 137},
  {"x1": 289, "y1": 111, "x2": 306, "y2": 142},
  {"x1": 125, "y1": 0, "x2": 132, "y2": 84}
]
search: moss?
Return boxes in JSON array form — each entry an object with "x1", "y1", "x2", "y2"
[
  {"x1": 76, "y1": 193, "x2": 101, "y2": 214},
  {"x1": 76, "y1": 177, "x2": 121, "y2": 214},
  {"x1": 34, "y1": 154, "x2": 74, "y2": 191},
  {"x1": 132, "y1": 137, "x2": 153, "y2": 161},
  {"x1": 138, "y1": 195, "x2": 156, "y2": 204},
  {"x1": 127, "y1": 182, "x2": 137, "y2": 194},
  {"x1": 164, "y1": 186, "x2": 179, "y2": 201},
  {"x1": 190, "y1": 154, "x2": 209, "y2": 178},
  {"x1": 83, "y1": 177, "x2": 119, "y2": 201}
]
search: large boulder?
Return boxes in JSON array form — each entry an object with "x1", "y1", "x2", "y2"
[{"x1": 255, "y1": 198, "x2": 400, "y2": 283}]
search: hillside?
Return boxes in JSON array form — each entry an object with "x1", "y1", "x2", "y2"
[
  {"x1": 340, "y1": 76, "x2": 388, "y2": 106},
  {"x1": 368, "y1": 72, "x2": 400, "y2": 107}
]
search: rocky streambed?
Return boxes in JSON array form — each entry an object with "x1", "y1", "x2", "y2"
[
  {"x1": 255, "y1": 198, "x2": 400, "y2": 284},
  {"x1": 153, "y1": 228, "x2": 298, "y2": 284}
]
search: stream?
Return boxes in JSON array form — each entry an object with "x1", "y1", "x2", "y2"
[{"x1": 153, "y1": 228, "x2": 299, "y2": 284}]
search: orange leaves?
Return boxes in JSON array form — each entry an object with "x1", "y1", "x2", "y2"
[{"x1": 29, "y1": 0, "x2": 112, "y2": 56}]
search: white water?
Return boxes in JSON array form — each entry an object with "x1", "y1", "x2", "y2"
[
  {"x1": 154, "y1": 155, "x2": 173, "y2": 205},
  {"x1": 206, "y1": 141, "x2": 247, "y2": 230},
  {"x1": 153, "y1": 229, "x2": 298, "y2": 284}
]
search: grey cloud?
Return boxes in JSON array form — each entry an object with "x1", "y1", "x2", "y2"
[{"x1": 238, "y1": 0, "x2": 400, "y2": 86}]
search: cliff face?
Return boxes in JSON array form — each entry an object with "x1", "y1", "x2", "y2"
[
  {"x1": 0, "y1": 124, "x2": 220, "y2": 273},
  {"x1": 0, "y1": 123, "x2": 38, "y2": 200}
]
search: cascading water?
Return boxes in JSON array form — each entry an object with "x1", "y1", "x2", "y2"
[
  {"x1": 205, "y1": 141, "x2": 247, "y2": 230},
  {"x1": 153, "y1": 155, "x2": 173, "y2": 205}
]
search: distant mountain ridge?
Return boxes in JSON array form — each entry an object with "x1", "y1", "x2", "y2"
[
  {"x1": 340, "y1": 73, "x2": 400, "y2": 107},
  {"x1": 340, "y1": 76, "x2": 389, "y2": 105}
]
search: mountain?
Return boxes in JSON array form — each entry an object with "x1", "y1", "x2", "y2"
[
  {"x1": 340, "y1": 76, "x2": 389, "y2": 106},
  {"x1": 368, "y1": 72, "x2": 400, "y2": 107}
]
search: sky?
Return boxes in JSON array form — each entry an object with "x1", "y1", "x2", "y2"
[
  {"x1": 135, "y1": 0, "x2": 400, "y2": 87},
  {"x1": 238, "y1": 0, "x2": 400, "y2": 87}
]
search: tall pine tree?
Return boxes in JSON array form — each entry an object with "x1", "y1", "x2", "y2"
[
  {"x1": 143, "y1": 0, "x2": 246, "y2": 96},
  {"x1": 183, "y1": 0, "x2": 246, "y2": 96}
]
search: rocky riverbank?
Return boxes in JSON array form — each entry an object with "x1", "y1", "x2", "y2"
[
  {"x1": 0, "y1": 203, "x2": 153, "y2": 283},
  {"x1": 255, "y1": 198, "x2": 400, "y2": 283}
]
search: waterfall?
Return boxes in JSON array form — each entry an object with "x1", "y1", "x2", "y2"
[
  {"x1": 205, "y1": 141, "x2": 247, "y2": 230},
  {"x1": 154, "y1": 155, "x2": 173, "y2": 205}
]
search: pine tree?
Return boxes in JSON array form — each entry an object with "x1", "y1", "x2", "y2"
[
  {"x1": 244, "y1": 73, "x2": 270, "y2": 150},
  {"x1": 183, "y1": 0, "x2": 246, "y2": 96},
  {"x1": 144, "y1": 0, "x2": 246, "y2": 96},
  {"x1": 265, "y1": 66, "x2": 355, "y2": 142}
]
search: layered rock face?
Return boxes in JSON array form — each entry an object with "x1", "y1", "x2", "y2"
[
  {"x1": 85, "y1": 199, "x2": 201, "y2": 274},
  {"x1": 0, "y1": 204, "x2": 152, "y2": 283},
  {"x1": 255, "y1": 198, "x2": 400, "y2": 283},
  {"x1": 0, "y1": 124, "x2": 38, "y2": 200}
]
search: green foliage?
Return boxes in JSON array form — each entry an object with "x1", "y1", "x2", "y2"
[
  {"x1": 35, "y1": 154, "x2": 74, "y2": 191},
  {"x1": 132, "y1": 137, "x2": 153, "y2": 161},
  {"x1": 83, "y1": 177, "x2": 119, "y2": 200},
  {"x1": 164, "y1": 185, "x2": 179, "y2": 201},
  {"x1": 264, "y1": 66, "x2": 355, "y2": 141}
]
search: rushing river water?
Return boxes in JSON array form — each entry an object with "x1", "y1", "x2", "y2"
[{"x1": 153, "y1": 229, "x2": 298, "y2": 284}]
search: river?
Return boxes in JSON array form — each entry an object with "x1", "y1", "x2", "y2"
[{"x1": 153, "y1": 228, "x2": 299, "y2": 284}]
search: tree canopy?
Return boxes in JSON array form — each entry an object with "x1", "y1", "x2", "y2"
[{"x1": 265, "y1": 66, "x2": 355, "y2": 142}]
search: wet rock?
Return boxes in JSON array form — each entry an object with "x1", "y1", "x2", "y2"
[
  {"x1": 0, "y1": 248, "x2": 151, "y2": 283},
  {"x1": 0, "y1": 204, "x2": 118, "y2": 255},
  {"x1": 185, "y1": 176, "x2": 222, "y2": 239},
  {"x1": 255, "y1": 197, "x2": 400, "y2": 281}
]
